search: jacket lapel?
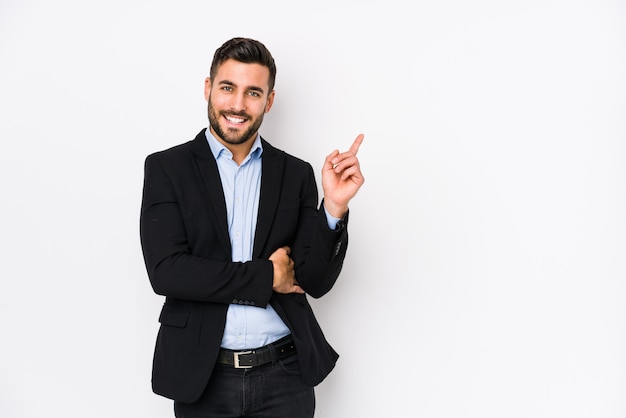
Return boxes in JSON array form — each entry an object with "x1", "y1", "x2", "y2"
[
  {"x1": 190, "y1": 129, "x2": 232, "y2": 255},
  {"x1": 253, "y1": 138, "x2": 285, "y2": 258}
]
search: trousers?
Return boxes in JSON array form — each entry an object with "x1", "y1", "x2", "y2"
[{"x1": 173, "y1": 353, "x2": 315, "y2": 418}]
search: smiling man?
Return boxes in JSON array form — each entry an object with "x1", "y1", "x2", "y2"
[{"x1": 140, "y1": 37, "x2": 364, "y2": 418}]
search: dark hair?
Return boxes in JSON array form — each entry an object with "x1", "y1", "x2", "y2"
[{"x1": 210, "y1": 37, "x2": 277, "y2": 91}]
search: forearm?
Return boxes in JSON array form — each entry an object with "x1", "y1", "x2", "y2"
[
  {"x1": 142, "y1": 248, "x2": 274, "y2": 306},
  {"x1": 293, "y1": 204, "x2": 349, "y2": 298}
]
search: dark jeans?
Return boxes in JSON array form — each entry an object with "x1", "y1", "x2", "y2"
[{"x1": 174, "y1": 353, "x2": 315, "y2": 418}]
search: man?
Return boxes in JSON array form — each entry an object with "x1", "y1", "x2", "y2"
[{"x1": 140, "y1": 37, "x2": 364, "y2": 417}]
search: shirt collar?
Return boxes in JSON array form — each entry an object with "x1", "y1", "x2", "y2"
[{"x1": 205, "y1": 128, "x2": 264, "y2": 162}]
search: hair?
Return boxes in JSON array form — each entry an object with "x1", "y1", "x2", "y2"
[{"x1": 210, "y1": 37, "x2": 277, "y2": 91}]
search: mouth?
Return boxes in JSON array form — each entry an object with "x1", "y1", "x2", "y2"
[{"x1": 223, "y1": 114, "x2": 248, "y2": 126}]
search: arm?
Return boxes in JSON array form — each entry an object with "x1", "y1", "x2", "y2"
[
  {"x1": 140, "y1": 153, "x2": 274, "y2": 306},
  {"x1": 291, "y1": 134, "x2": 365, "y2": 298}
]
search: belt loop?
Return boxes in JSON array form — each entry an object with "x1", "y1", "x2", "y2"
[{"x1": 268, "y1": 340, "x2": 277, "y2": 366}]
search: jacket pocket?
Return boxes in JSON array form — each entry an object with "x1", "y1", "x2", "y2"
[{"x1": 158, "y1": 307, "x2": 189, "y2": 328}]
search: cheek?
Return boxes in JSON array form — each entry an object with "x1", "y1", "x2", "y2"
[
  {"x1": 209, "y1": 98, "x2": 234, "y2": 116},
  {"x1": 246, "y1": 101, "x2": 268, "y2": 116},
  {"x1": 209, "y1": 95, "x2": 227, "y2": 109}
]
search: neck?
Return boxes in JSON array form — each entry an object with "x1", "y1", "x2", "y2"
[{"x1": 210, "y1": 126, "x2": 256, "y2": 165}]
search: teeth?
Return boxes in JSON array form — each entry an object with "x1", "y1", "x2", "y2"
[{"x1": 225, "y1": 115, "x2": 245, "y2": 124}]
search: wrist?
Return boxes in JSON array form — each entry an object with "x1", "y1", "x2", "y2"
[{"x1": 323, "y1": 199, "x2": 348, "y2": 219}]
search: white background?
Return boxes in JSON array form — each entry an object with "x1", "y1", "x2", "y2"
[{"x1": 1, "y1": 1, "x2": 625, "y2": 417}]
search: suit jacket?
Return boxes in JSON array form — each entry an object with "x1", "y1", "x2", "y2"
[{"x1": 140, "y1": 129, "x2": 348, "y2": 403}]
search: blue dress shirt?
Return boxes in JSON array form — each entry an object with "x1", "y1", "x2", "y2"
[{"x1": 205, "y1": 129, "x2": 340, "y2": 350}]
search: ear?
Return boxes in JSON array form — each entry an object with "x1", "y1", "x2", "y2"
[
  {"x1": 204, "y1": 77, "x2": 211, "y2": 101},
  {"x1": 265, "y1": 90, "x2": 275, "y2": 113}
]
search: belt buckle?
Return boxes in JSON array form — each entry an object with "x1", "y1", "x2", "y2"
[{"x1": 233, "y1": 350, "x2": 253, "y2": 369}]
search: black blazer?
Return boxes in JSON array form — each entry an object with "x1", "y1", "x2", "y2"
[{"x1": 140, "y1": 129, "x2": 348, "y2": 403}]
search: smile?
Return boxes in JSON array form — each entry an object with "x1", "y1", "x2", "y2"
[{"x1": 224, "y1": 115, "x2": 247, "y2": 124}]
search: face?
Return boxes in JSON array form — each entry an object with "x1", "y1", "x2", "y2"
[{"x1": 205, "y1": 59, "x2": 275, "y2": 147}]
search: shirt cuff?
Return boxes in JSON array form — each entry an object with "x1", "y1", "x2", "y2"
[{"x1": 324, "y1": 207, "x2": 342, "y2": 230}]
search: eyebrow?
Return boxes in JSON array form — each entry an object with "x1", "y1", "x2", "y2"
[{"x1": 218, "y1": 79, "x2": 265, "y2": 95}]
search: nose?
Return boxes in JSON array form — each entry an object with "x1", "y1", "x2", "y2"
[{"x1": 229, "y1": 92, "x2": 246, "y2": 112}]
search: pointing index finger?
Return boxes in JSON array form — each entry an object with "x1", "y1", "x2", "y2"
[{"x1": 349, "y1": 134, "x2": 364, "y2": 155}]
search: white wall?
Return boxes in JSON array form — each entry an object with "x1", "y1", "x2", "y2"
[{"x1": 1, "y1": 1, "x2": 625, "y2": 417}]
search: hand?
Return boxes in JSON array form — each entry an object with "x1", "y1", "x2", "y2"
[
  {"x1": 321, "y1": 134, "x2": 365, "y2": 218},
  {"x1": 269, "y1": 246, "x2": 304, "y2": 294}
]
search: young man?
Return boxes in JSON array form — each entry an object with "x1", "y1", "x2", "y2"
[{"x1": 140, "y1": 37, "x2": 364, "y2": 417}]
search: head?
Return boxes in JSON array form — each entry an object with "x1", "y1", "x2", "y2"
[{"x1": 205, "y1": 37, "x2": 277, "y2": 147}]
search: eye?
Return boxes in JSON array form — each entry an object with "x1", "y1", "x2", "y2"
[
  {"x1": 248, "y1": 91, "x2": 260, "y2": 97},
  {"x1": 221, "y1": 85, "x2": 233, "y2": 92}
]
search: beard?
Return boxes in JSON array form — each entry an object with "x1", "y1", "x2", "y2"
[{"x1": 207, "y1": 99, "x2": 265, "y2": 146}]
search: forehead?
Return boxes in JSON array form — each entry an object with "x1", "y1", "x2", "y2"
[{"x1": 213, "y1": 59, "x2": 271, "y2": 90}]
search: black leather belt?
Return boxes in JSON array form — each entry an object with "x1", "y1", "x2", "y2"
[{"x1": 217, "y1": 335, "x2": 297, "y2": 369}]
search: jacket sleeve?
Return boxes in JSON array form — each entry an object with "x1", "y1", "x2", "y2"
[
  {"x1": 139, "y1": 153, "x2": 274, "y2": 307},
  {"x1": 291, "y1": 163, "x2": 349, "y2": 299}
]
